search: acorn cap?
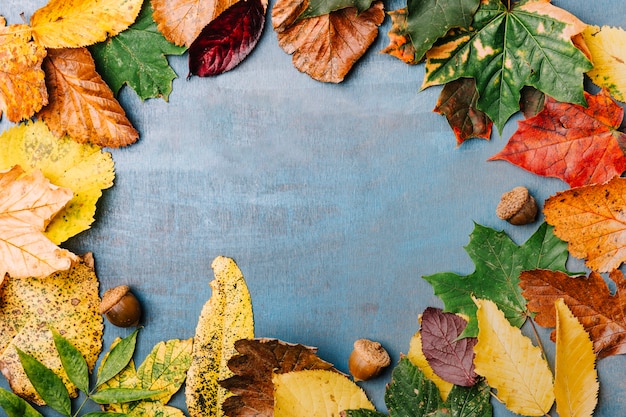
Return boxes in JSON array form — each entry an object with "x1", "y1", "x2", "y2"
[
  {"x1": 99, "y1": 285, "x2": 130, "y2": 314},
  {"x1": 496, "y1": 186, "x2": 538, "y2": 225}
]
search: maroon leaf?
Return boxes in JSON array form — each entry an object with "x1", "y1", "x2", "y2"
[
  {"x1": 188, "y1": 0, "x2": 267, "y2": 77},
  {"x1": 421, "y1": 307, "x2": 478, "y2": 387}
]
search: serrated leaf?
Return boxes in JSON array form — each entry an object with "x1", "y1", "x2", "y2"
[
  {"x1": 473, "y1": 298, "x2": 554, "y2": 416},
  {"x1": 51, "y1": 328, "x2": 89, "y2": 393},
  {"x1": 90, "y1": 2, "x2": 186, "y2": 101},
  {"x1": 423, "y1": 222, "x2": 569, "y2": 337},
  {"x1": 96, "y1": 330, "x2": 139, "y2": 388},
  {"x1": 0, "y1": 387, "x2": 43, "y2": 417},
  {"x1": 582, "y1": 25, "x2": 626, "y2": 102},
  {"x1": 554, "y1": 299, "x2": 599, "y2": 417},
  {"x1": 406, "y1": 331, "x2": 453, "y2": 401},
  {"x1": 385, "y1": 358, "x2": 442, "y2": 416}
]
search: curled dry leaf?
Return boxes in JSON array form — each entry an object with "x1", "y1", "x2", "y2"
[
  {"x1": 38, "y1": 47, "x2": 139, "y2": 148},
  {"x1": 272, "y1": 0, "x2": 385, "y2": 83}
]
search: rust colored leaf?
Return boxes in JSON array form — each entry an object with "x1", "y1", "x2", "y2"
[
  {"x1": 219, "y1": 338, "x2": 335, "y2": 417},
  {"x1": 381, "y1": 8, "x2": 419, "y2": 65},
  {"x1": 434, "y1": 78, "x2": 492, "y2": 145},
  {"x1": 544, "y1": 177, "x2": 626, "y2": 273},
  {"x1": 0, "y1": 18, "x2": 48, "y2": 122},
  {"x1": 489, "y1": 90, "x2": 626, "y2": 188},
  {"x1": 520, "y1": 268, "x2": 626, "y2": 358},
  {"x1": 188, "y1": 0, "x2": 267, "y2": 77},
  {"x1": 37, "y1": 47, "x2": 139, "y2": 148},
  {"x1": 272, "y1": 1, "x2": 385, "y2": 83}
]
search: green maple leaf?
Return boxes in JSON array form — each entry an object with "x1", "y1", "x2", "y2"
[
  {"x1": 423, "y1": 222, "x2": 569, "y2": 338},
  {"x1": 90, "y1": 2, "x2": 186, "y2": 101},
  {"x1": 422, "y1": 0, "x2": 592, "y2": 132},
  {"x1": 298, "y1": 0, "x2": 376, "y2": 20}
]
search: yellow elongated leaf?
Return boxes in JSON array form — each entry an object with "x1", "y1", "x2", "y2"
[
  {"x1": 185, "y1": 256, "x2": 254, "y2": 417},
  {"x1": 473, "y1": 298, "x2": 554, "y2": 416},
  {"x1": 582, "y1": 25, "x2": 626, "y2": 102},
  {"x1": 30, "y1": 0, "x2": 143, "y2": 48},
  {"x1": 554, "y1": 299, "x2": 599, "y2": 417},
  {"x1": 273, "y1": 370, "x2": 375, "y2": 417},
  {"x1": 0, "y1": 121, "x2": 114, "y2": 244},
  {"x1": 407, "y1": 331, "x2": 453, "y2": 401}
]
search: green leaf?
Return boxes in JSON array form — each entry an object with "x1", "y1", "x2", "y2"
[
  {"x1": 343, "y1": 409, "x2": 388, "y2": 417},
  {"x1": 16, "y1": 349, "x2": 71, "y2": 417},
  {"x1": 406, "y1": 0, "x2": 479, "y2": 62},
  {"x1": 297, "y1": 0, "x2": 374, "y2": 20},
  {"x1": 90, "y1": 387, "x2": 164, "y2": 404},
  {"x1": 82, "y1": 412, "x2": 129, "y2": 417},
  {"x1": 442, "y1": 381, "x2": 492, "y2": 417},
  {"x1": 51, "y1": 328, "x2": 90, "y2": 393},
  {"x1": 89, "y1": 1, "x2": 186, "y2": 101},
  {"x1": 423, "y1": 222, "x2": 569, "y2": 337},
  {"x1": 422, "y1": 0, "x2": 592, "y2": 132},
  {"x1": 385, "y1": 358, "x2": 442, "y2": 416},
  {"x1": 96, "y1": 330, "x2": 139, "y2": 387},
  {"x1": 0, "y1": 387, "x2": 44, "y2": 417}
]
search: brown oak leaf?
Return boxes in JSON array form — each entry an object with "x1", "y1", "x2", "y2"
[
  {"x1": 520, "y1": 268, "x2": 626, "y2": 358},
  {"x1": 37, "y1": 47, "x2": 139, "y2": 148},
  {"x1": 272, "y1": 0, "x2": 385, "y2": 83},
  {"x1": 219, "y1": 338, "x2": 335, "y2": 417},
  {"x1": 381, "y1": 8, "x2": 419, "y2": 65}
]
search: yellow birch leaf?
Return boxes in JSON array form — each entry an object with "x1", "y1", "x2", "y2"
[
  {"x1": 473, "y1": 298, "x2": 554, "y2": 416},
  {"x1": 185, "y1": 256, "x2": 254, "y2": 417},
  {"x1": 407, "y1": 331, "x2": 453, "y2": 401},
  {"x1": 582, "y1": 25, "x2": 626, "y2": 102},
  {"x1": 0, "y1": 121, "x2": 114, "y2": 244},
  {"x1": 554, "y1": 298, "x2": 599, "y2": 417},
  {"x1": 273, "y1": 369, "x2": 375, "y2": 417},
  {"x1": 30, "y1": 0, "x2": 143, "y2": 48}
]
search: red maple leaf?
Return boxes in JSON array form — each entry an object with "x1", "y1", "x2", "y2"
[{"x1": 489, "y1": 90, "x2": 626, "y2": 188}]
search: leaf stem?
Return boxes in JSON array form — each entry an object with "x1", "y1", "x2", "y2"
[{"x1": 526, "y1": 312, "x2": 548, "y2": 361}]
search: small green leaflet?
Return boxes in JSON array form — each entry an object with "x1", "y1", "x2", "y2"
[
  {"x1": 423, "y1": 222, "x2": 569, "y2": 337},
  {"x1": 96, "y1": 330, "x2": 139, "y2": 387},
  {"x1": 297, "y1": 0, "x2": 375, "y2": 20},
  {"x1": 0, "y1": 387, "x2": 43, "y2": 417},
  {"x1": 90, "y1": 1, "x2": 186, "y2": 101},
  {"x1": 422, "y1": 0, "x2": 592, "y2": 132}
]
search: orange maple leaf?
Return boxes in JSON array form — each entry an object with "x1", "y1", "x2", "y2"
[
  {"x1": 489, "y1": 90, "x2": 626, "y2": 188},
  {"x1": 520, "y1": 268, "x2": 626, "y2": 358},
  {"x1": 544, "y1": 176, "x2": 626, "y2": 272},
  {"x1": 0, "y1": 18, "x2": 48, "y2": 122},
  {"x1": 37, "y1": 48, "x2": 139, "y2": 148}
]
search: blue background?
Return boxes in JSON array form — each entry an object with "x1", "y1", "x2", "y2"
[{"x1": 2, "y1": 0, "x2": 625, "y2": 415}]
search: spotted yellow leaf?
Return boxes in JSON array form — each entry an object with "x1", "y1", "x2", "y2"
[
  {"x1": 185, "y1": 256, "x2": 254, "y2": 417},
  {"x1": 582, "y1": 25, "x2": 626, "y2": 102},
  {"x1": 407, "y1": 332, "x2": 453, "y2": 401}
]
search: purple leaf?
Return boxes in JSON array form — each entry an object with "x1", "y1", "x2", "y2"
[
  {"x1": 421, "y1": 307, "x2": 478, "y2": 387},
  {"x1": 188, "y1": 0, "x2": 266, "y2": 77}
]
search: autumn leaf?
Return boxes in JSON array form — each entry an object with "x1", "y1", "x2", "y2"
[
  {"x1": 582, "y1": 25, "x2": 626, "y2": 102},
  {"x1": 0, "y1": 121, "x2": 115, "y2": 245},
  {"x1": 0, "y1": 165, "x2": 78, "y2": 280},
  {"x1": 38, "y1": 47, "x2": 139, "y2": 148},
  {"x1": 519, "y1": 86, "x2": 545, "y2": 119},
  {"x1": 406, "y1": 331, "x2": 453, "y2": 401},
  {"x1": 422, "y1": 0, "x2": 592, "y2": 132},
  {"x1": 90, "y1": 2, "x2": 187, "y2": 101},
  {"x1": 185, "y1": 256, "x2": 255, "y2": 417},
  {"x1": 489, "y1": 90, "x2": 626, "y2": 188},
  {"x1": 520, "y1": 268, "x2": 626, "y2": 358},
  {"x1": 272, "y1": 0, "x2": 384, "y2": 83},
  {"x1": 423, "y1": 222, "x2": 569, "y2": 337},
  {"x1": 434, "y1": 78, "x2": 493, "y2": 145},
  {"x1": 0, "y1": 18, "x2": 48, "y2": 122},
  {"x1": 543, "y1": 176, "x2": 626, "y2": 272},
  {"x1": 188, "y1": 0, "x2": 267, "y2": 77},
  {"x1": 473, "y1": 298, "x2": 554, "y2": 416},
  {"x1": 0, "y1": 254, "x2": 103, "y2": 405},
  {"x1": 554, "y1": 299, "x2": 599, "y2": 417},
  {"x1": 30, "y1": 0, "x2": 143, "y2": 48},
  {"x1": 220, "y1": 338, "x2": 335, "y2": 417},
  {"x1": 380, "y1": 9, "x2": 419, "y2": 65}
]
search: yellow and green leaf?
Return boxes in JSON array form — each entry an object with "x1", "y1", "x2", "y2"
[{"x1": 582, "y1": 25, "x2": 626, "y2": 102}]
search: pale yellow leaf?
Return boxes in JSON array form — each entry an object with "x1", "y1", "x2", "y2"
[
  {"x1": 554, "y1": 298, "x2": 599, "y2": 417},
  {"x1": 273, "y1": 369, "x2": 375, "y2": 417},
  {"x1": 30, "y1": 0, "x2": 143, "y2": 48},
  {"x1": 473, "y1": 298, "x2": 554, "y2": 416},
  {"x1": 582, "y1": 25, "x2": 626, "y2": 102},
  {"x1": 185, "y1": 256, "x2": 254, "y2": 417},
  {"x1": 407, "y1": 331, "x2": 453, "y2": 401}
]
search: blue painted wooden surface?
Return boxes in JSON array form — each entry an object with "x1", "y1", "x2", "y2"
[{"x1": 1, "y1": 0, "x2": 625, "y2": 415}]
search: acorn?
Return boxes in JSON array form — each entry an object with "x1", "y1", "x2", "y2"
[
  {"x1": 496, "y1": 186, "x2": 538, "y2": 225},
  {"x1": 99, "y1": 285, "x2": 142, "y2": 327},
  {"x1": 348, "y1": 339, "x2": 391, "y2": 381}
]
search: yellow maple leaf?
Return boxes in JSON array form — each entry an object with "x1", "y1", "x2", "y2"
[
  {"x1": 273, "y1": 369, "x2": 375, "y2": 417},
  {"x1": 0, "y1": 165, "x2": 78, "y2": 280},
  {"x1": 473, "y1": 298, "x2": 554, "y2": 416},
  {"x1": 554, "y1": 299, "x2": 599, "y2": 417},
  {"x1": 407, "y1": 331, "x2": 453, "y2": 401},
  {"x1": 30, "y1": 0, "x2": 143, "y2": 48},
  {"x1": 582, "y1": 25, "x2": 626, "y2": 102},
  {"x1": 185, "y1": 256, "x2": 254, "y2": 417},
  {"x1": 0, "y1": 121, "x2": 114, "y2": 244}
]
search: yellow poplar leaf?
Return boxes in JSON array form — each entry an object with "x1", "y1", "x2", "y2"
[
  {"x1": 273, "y1": 370, "x2": 375, "y2": 417},
  {"x1": 0, "y1": 165, "x2": 78, "y2": 280},
  {"x1": 473, "y1": 298, "x2": 554, "y2": 416},
  {"x1": 0, "y1": 121, "x2": 114, "y2": 244},
  {"x1": 407, "y1": 331, "x2": 453, "y2": 401},
  {"x1": 554, "y1": 299, "x2": 599, "y2": 417},
  {"x1": 582, "y1": 25, "x2": 626, "y2": 102},
  {"x1": 185, "y1": 256, "x2": 254, "y2": 417},
  {"x1": 30, "y1": 0, "x2": 143, "y2": 48}
]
